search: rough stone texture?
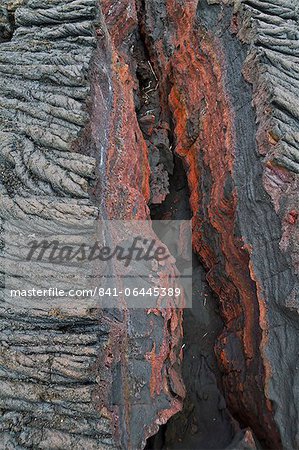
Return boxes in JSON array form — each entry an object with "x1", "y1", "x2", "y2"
[
  {"x1": 0, "y1": 0, "x2": 298, "y2": 449},
  {"x1": 150, "y1": 159, "x2": 248, "y2": 450},
  {"x1": 138, "y1": 0, "x2": 298, "y2": 448},
  {"x1": 0, "y1": 1, "x2": 184, "y2": 449}
]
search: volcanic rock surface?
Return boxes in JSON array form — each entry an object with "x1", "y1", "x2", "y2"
[
  {"x1": 0, "y1": 0, "x2": 298, "y2": 449},
  {"x1": 0, "y1": 1, "x2": 184, "y2": 449}
]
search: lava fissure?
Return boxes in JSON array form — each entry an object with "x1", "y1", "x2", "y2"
[
  {"x1": 148, "y1": 156, "x2": 242, "y2": 450},
  {"x1": 1, "y1": 0, "x2": 298, "y2": 449},
  {"x1": 133, "y1": 1, "x2": 282, "y2": 448},
  {"x1": 132, "y1": 5, "x2": 245, "y2": 449}
]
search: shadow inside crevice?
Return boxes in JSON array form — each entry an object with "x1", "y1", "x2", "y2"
[{"x1": 146, "y1": 156, "x2": 239, "y2": 450}]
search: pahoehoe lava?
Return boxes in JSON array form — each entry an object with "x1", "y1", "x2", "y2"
[{"x1": 0, "y1": 0, "x2": 298, "y2": 449}]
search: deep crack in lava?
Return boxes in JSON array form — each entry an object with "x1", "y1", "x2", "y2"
[
  {"x1": 134, "y1": 1, "x2": 276, "y2": 447},
  {"x1": 147, "y1": 157, "x2": 241, "y2": 450},
  {"x1": 132, "y1": 24, "x2": 247, "y2": 445}
]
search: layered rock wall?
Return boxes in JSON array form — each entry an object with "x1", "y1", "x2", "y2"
[
  {"x1": 138, "y1": 0, "x2": 298, "y2": 447},
  {"x1": 0, "y1": 2, "x2": 184, "y2": 449}
]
